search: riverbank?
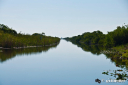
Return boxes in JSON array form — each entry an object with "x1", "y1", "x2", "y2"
[
  {"x1": 99, "y1": 44, "x2": 128, "y2": 59},
  {"x1": 0, "y1": 42, "x2": 60, "y2": 50},
  {"x1": 0, "y1": 24, "x2": 60, "y2": 48}
]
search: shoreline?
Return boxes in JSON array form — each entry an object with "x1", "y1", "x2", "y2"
[
  {"x1": 0, "y1": 42, "x2": 59, "y2": 50},
  {"x1": 66, "y1": 39, "x2": 128, "y2": 58},
  {"x1": 100, "y1": 44, "x2": 128, "y2": 58}
]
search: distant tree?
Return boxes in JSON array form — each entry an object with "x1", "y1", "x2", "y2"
[
  {"x1": 42, "y1": 32, "x2": 45, "y2": 35},
  {"x1": 0, "y1": 24, "x2": 17, "y2": 34}
]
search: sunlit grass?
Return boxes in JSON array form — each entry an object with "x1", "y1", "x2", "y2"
[{"x1": 0, "y1": 30, "x2": 60, "y2": 48}]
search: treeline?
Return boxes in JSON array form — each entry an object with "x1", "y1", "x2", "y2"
[
  {"x1": 64, "y1": 25, "x2": 128, "y2": 48},
  {"x1": 0, "y1": 24, "x2": 60, "y2": 48}
]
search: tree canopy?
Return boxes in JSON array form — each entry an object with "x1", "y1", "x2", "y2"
[{"x1": 64, "y1": 24, "x2": 128, "y2": 48}]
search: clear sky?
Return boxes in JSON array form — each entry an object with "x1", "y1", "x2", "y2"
[{"x1": 0, "y1": 0, "x2": 128, "y2": 37}]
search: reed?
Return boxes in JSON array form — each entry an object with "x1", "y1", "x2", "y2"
[{"x1": 0, "y1": 24, "x2": 60, "y2": 48}]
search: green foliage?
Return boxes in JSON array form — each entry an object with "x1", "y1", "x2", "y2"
[
  {"x1": 107, "y1": 26, "x2": 128, "y2": 46},
  {"x1": 0, "y1": 24, "x2": 17, "y2": 34},
  {"x1": 0, "y1": 24, "x2": 60, "y2": 48},
  {"x1": 64, "y1": 24, "x2": 128, "y2": 48},
  {"x1": 104, "y1": 35, "x2": 115, "y2": 48}
]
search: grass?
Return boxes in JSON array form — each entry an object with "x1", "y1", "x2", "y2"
[{"x1": 0, "y1": 30, "x2": 60, "y2": 48}]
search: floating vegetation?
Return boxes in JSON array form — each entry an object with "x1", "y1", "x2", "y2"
[{"x1": 102, "y1": 69, "x2": 128, "y2": 80}]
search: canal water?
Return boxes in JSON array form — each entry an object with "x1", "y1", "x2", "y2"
[{"x1": 0, "y1": 40, "x2": 127, "y2": 85}]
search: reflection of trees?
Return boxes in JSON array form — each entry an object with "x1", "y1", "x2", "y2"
[
  {"x1": 64, "y1": 39, "x2": 128, "y2": 81},
  {"x1": 64, "y1": 40, "x2": 128, "y2": 69},
  {"x1": 69, "y1": 41, "x2": 106, "y2": 55},
  {"x1": 105, "y1": 54, "x2": 128, "y2": 69},
  {"x1": 0, "y1": 42, "x2": 59, "y2": 63},
  {"x1": 65, "y1": 39, "x2": 128, "y2": 81}
]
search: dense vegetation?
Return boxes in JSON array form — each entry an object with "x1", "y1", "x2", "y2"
[
  {"x1": 0, "y1": 24, "x2": 60, "y2": 48},
  {"x1": 64, "y1": 24, "x2": 128, "y2": 58},
  {"x1": 64, "y1": 24, "x2": 128, "y2": 48}
]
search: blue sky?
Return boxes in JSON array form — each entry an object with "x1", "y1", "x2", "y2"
[{"x1": 0, "y1": 0, "x2": 128, "y2": 37}]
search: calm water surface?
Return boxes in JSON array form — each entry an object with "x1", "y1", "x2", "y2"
[{"x1": 0, "y1": 40, "x2": 127, "y2": 85}]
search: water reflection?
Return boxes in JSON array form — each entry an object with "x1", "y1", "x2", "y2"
[
  {"x1": 64, "y1": 40, "x2": 128, "y2": 81},
  {"x1": 67, "y1": 41, "x2": 107, "y2": 55},
  {"x1": 0, "y1": 43, "x2": 59, "y2": 63}
]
